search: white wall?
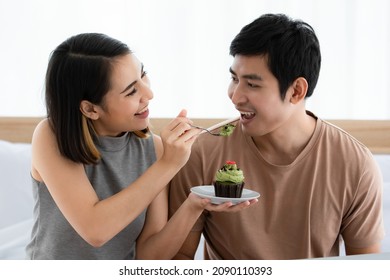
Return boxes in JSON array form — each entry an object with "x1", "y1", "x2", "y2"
[{"x1": 0, "y1": 0, "x2": 389, "y2": 119}]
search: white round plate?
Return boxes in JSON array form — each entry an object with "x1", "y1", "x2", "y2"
[{"x1": 190, "y1": 185, "x2": 260, "y2": 205}]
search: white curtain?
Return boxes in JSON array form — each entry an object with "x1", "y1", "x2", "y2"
[{"x1": 0, "y1": 0, "x2": 389, "y2": 119}]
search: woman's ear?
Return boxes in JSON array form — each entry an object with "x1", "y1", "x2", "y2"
[
  {"x1": 289, "y1": 77, "x2": 308, "y2": 104},
  {"x1": 80, "y1": 100, "x2": 99, "y2": 120}
]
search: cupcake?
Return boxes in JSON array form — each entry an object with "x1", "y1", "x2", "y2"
[{"x1": 213, "y1": 161, "x2": 245, "y2": 198}]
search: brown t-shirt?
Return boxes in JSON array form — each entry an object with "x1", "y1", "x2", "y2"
[{"x1": 168, "y1": 114, "x2": 385, "y2": 259}]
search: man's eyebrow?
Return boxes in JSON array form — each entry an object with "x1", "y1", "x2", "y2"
[
  {"x1": 120, "y1": 63, "x2": 144, "y2": 94},
  {"x1": 229, "y1": 67, "x2": 236, "y2": 76},
  {"x1": 229, "y1": 67, "x2": 263, "y2": 80}
]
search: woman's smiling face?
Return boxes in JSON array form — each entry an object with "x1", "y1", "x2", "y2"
[{"x1": 92, "y1": 53, "x2": 153, "y2": 136}]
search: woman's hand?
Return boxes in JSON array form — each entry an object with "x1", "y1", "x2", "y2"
[
  {"x1": 187, "y1": 192, "x2": 258, "y2": 213},
  {"x1": 205, "y1": 199, "x2": 258, "y2": 212},
  {"x1": 159, "y1": 109, "x2": 200, "y2": 169}
]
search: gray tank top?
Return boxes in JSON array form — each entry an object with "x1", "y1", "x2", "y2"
[{"x1": 26, "y1": 132, "x2": 156, "y2": 259}]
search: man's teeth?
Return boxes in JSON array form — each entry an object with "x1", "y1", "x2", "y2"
[
  {"x1": 240, "y1": 111, "x2": 255, "y2": 117},
  {"x1": 239, "y1": 111, "x2": 255, "y2": 120}
]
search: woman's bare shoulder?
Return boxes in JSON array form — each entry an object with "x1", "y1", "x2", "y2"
[
  {"x1": 31, "y1": 118, "x2": 68, "y2": 167},
  {"x1": 32, "y1": 118, "x2": 52, "y2": 139},
  {"x1": 31, "y1": 119, "x2": 58, "y2": 179}
]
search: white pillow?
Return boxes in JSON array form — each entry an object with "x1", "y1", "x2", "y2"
[
  {"x1": 373, "y1": 155, "x2": 390, "y2": 252},
  {"x1": 374, "y1": 154, "x2": 390, "y2": 184},
  {"x1": 0, "y1": 140, "x2": 33, "y2": 229}
]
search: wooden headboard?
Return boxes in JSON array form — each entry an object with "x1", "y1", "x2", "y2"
[{"x1": 1, "y1": 117, "x2": 389, "y2": 154}]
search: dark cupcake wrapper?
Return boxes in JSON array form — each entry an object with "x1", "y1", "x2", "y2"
[{"x1": 213, "y1": 181, "x2": 244, "y2": 198}]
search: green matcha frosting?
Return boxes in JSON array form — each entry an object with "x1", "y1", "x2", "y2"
[
  {"x1": 215, "y1": 161, "x2": 244, "y2": 184},
  {"x1": 219, "y1": 124, "x2": 236, "y2": 136}
]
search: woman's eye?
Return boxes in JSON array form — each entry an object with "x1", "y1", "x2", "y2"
[
  {"x1": 141, "y1": 70, "x2": 148, "y2": 78},
  {"x1": 126, "y1": 88, "x2": 137, "y2": 96},
  {"x1": 231, "y1": 76, "x2": 238, "y2": 82}
]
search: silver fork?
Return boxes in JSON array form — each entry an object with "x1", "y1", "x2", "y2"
[
  {"x1": 190, "y1": 124, "x2": 222, "y2": 136},
  {"x1": 190, "y1": 116, "x2": 240, "y2": 136}
]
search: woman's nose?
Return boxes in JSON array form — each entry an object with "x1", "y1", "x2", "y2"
[{"x1": 141, "y1": 81, "x2": 153, "y2": 101}]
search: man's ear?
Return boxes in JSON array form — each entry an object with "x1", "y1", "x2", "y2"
[
  {"x1": 80, "y1": 100, "x2": 99, "y2": 120},
  {"x1": 289, "y1": 77, "x2": 308, "y2": 104}
]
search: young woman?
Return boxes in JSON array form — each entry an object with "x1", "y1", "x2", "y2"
[{"x1": 26, "y1": 33, "x2": 249, "y2": 260}]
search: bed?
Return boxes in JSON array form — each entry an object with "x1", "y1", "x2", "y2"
[{"x1": 0, "y1": 117, "x2": 389, "y2": 259}]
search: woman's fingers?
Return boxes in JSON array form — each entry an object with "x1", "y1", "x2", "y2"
[
  {"x1": 204, "y1": 199, "x2": 258, "y2": 212},
  {"x1": 160, "y1": 110, "x2": 200, "y2": 143},
  {"x1": 164, "y1": 109, "x2": 192, "y2": 132}
]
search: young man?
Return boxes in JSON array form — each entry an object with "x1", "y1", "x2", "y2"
[{"x1": 168, "y1": 13, "x2": 384, "y2": 259}]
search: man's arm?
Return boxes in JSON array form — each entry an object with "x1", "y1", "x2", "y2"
[{"x1": 172, "y1": 231, "x2": 202, "y2": 260}]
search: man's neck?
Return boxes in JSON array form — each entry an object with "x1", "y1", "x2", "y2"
[{"x1": 252, "y1": 111, "x2": 317, "y2": 165}]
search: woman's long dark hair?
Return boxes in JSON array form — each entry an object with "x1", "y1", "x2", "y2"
[{"x1": 45, "y1": 33, "x2": 148, "y2": 165}]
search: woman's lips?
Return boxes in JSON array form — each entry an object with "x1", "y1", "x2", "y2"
[{"x1": 135, "y1": 108, "x2": 149, "y2": 119}]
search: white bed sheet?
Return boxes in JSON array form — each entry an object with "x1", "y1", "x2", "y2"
[{"x1": 0, "y1": 219, "x2": 32, "y2": 260}]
